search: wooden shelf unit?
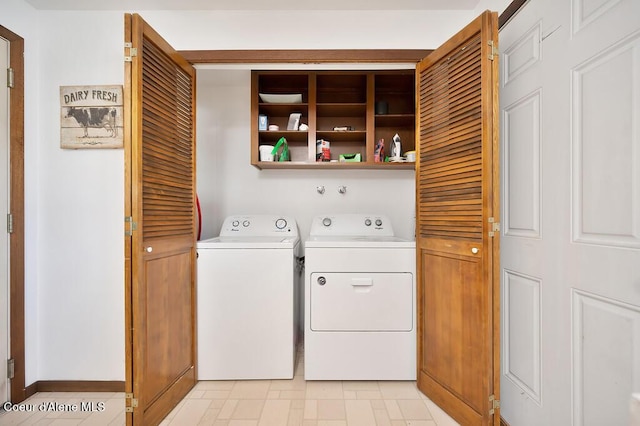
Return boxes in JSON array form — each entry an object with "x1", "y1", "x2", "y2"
[{"x1": 251, "y1": 70, "x2": 416, "y2": 169}]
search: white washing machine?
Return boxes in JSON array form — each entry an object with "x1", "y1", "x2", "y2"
[
  {"x1": 197, "y1": 215, "x2": 301, "y2": 380},
  {"x1": 304, "y1": 214, "x2": 416, "y2": 380}
]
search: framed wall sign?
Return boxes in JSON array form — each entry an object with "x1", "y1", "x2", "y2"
[{"x1": 60, "y1": 85, "x2": 124, "y2": 149}]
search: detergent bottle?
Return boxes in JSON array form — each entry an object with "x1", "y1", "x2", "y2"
[{"x1": 374, "y1": 138, "x2": 385, "y2": 162}]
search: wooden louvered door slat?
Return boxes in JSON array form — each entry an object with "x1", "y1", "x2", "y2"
[
  {"x1": 124, "y1": 13, "x2": 197, "y2": 426},
  {"x1": 415, "y1": 11, "x2": 500, "y2": 426}
]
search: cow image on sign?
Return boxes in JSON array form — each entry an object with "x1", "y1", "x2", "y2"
[
  {"x1": 65, "y1": 107, "x2": 118, "y2": 138},
  {"x1": 60, "y1": 85, "x2": 124, "y2": 149}
]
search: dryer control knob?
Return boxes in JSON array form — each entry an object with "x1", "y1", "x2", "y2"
[
  {"x1": 242, "y1": 220, "x2": 250, "y2": 227},
  {"x1": 322, "y1": 217, "x2": 332, "y2": 227},
  {"x1": 364, "y1": 218, "x2": 372, "y2": 226},
  {"x1": 317, "y1": 276, "x2": 326, "y2": 286},
  {"x1": 375, "y1": 219, "x2": 383, "y2": 227},
  {"x1": 232, "y1": 220, "x2": 240, "y2": 227},
  {"x1": 275, "y1": 218, "x2": 287, "y2": 229}
]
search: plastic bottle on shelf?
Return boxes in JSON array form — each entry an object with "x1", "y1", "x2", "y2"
[{"x1": 374, "y1": 138, "x2": 385, "y2": 162}]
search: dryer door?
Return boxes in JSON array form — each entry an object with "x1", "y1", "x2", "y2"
[{"x1": 310, "y1": 272, "x2": 413, "y2": 332}]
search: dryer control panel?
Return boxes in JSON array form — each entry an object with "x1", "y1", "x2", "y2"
[{"x1": 310, "y1": 214, "x2": 394, "y2": 237}]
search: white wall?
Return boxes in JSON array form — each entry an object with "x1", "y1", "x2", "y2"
[
  {"x1": 474, "y1": 0, "x2": 512, "y2": 16},
  {"x1": 134, "y1": 9, "x2": 479, "y2": 51},
  {"x1": 3, "y1": 0, "x2": 511, "y2": 385},
  {"x1": 36, "y1": 11, "x2": 125, "y2": 381}
]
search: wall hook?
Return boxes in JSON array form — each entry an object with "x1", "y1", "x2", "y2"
[
  {"x1": 316, "y1": 185, "x2": 325, "y2": 194},
  {"x1": 338, "y1": 186, "x2": 347, "y2": 194}
]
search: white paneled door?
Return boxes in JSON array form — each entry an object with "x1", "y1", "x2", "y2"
[
  {"x1": 0, "y1": 35, "x2": 10, "y2": 404},
  {"x1": 500, "y1": 0, "x2": 640, "y2": 425}
]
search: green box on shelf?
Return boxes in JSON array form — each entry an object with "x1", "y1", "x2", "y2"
[{"x1": 339, "y1": 153, "x2": 362, "y2": 162}]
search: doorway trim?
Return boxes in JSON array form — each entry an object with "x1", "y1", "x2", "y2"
[
  {"x1": 0, "y1": 24, "x2": 25, "y2": 404},
  {"x1": 179, "y1": 49, "x2": 431, "y2": 64}
]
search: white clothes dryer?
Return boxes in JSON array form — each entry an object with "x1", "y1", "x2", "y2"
[
  {"x1": 304, "y1": 214, "x2": 416, "y2": 380},
  {"x1": 197, "y1": 215, "x2": 301, "y2": 380}
]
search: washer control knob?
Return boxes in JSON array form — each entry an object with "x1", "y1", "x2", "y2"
[
  {"x1": 242, "y1": 220, "x2": 250, "y2": 227},
  {"x1": 232, "y1": 220, "x2": 240, "y2": 227},
  {"x1": 275, "y1": 218, "x2": 287, "y2": 229},
  {"x1": 317, "y1": 276, "x2": 326, "y2": 286},
  {"x1": 364, "y1": 218, "x2": 372, "y2": 226},
  {"x1": 375, "y1": 219, "x2": 383, "y2": 227},
  {"x1": 322, "y1": 217, "x2": 332, "y2": 227}
]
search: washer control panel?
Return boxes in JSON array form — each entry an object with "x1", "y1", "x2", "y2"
[
  {"x1": 310, "y1": 214, "x2": 394, "y2": 237},
  {"x1": 220, "y1": 215, "x2": 298, "y2": 237}
]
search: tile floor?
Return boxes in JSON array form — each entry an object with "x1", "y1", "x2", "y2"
[{"x1": 0, "y1": 350, "x2": 460, "y2": 425}]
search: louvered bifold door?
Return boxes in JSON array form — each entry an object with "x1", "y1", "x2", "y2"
[
  {"x1": 140, "y1": 40, "x2": 194, "y2": 241},
  {"x1": 415, "y1": 11, "x2": 500, "y2": 426},
  {"x1": 125, "y1": 13, "x2": 197, "y2": 426}
]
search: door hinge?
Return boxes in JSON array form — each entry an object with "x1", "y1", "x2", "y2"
[
  {"x1": 488, "y1": 40, "x2": 498, "y2": 61},
  {"x1": 488, "y1": 217, "x2": 500, "y2": 237},
  {"x1": 124, "y1": 42, "x2": 138, "y2": 62},
  {"x1": 125, "y1": 393, "x2": 138, "y2": 412},
  {"x1": 7, "y1": 213, "x2": 13, "y2": 234},
  {"x1": 7, "y1": 359, "x2": 15, "y2": 379},
  {"x1": 125, "y1": 216, "x2": 137, "y2": 236},
  {"x1": 7, "y1": 67, "x2": 14, "y2": 88},
  {"x1": 489, "y1": 394, "x2": 500, "y2": 415}
]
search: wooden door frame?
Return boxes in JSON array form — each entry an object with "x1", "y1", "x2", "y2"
[
  {"x1": 179, "y1": 49, "x2": 431, "y2": 64},
  {"x1": 0, "y1": 24, "x2": 25, "y2": 404}
]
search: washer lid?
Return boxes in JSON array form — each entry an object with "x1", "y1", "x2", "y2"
[
  {"x1": 197, "y1": 235, "x2": 300, "y2": 249},
  {"x1": 305, "y1": 235, "x2": 415, "y2": 249}
]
